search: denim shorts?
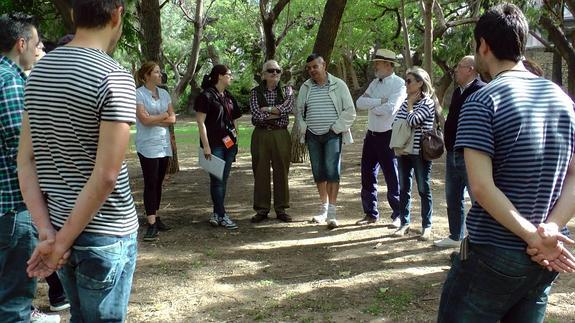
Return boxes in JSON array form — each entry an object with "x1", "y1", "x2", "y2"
[
  {"x1": 305, "y1": 129, "x2": 342, "y2": 182},
  {"x1": 59, "y1": 231, "x2": 138, "y2": 322}
]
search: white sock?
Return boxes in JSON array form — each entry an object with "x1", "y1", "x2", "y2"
[{"x1": 327, "y1": 204, "x2": 337, "y2": 218}]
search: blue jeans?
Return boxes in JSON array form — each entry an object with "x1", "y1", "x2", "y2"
[
  {"x1": 445, "y1": 150, "x2": 471, "y2": 241},
  {"x1": 0, "y1": 209, "x2": 36, "y2": 322},
  {"x1": 438, "y1": 242, "x2": 559, "y2": 322},
  {"x1": 398, "y1": 154, "x2": 432, "y2": 228},
  {"x1": 58, "y1": 231, "x2": 138, "y2": 323},
  {"x1": 210, "y1": 145, "x2": 238, "y2": 216},
  {"x1": 305, "y1": 130, "x2": 342, "y2": 182}
]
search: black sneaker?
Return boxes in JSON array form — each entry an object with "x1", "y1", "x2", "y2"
[
  {"x1": 143, "y1": 223, "x2": 159, "y2": 241},
  {"x1": 156, "y1": 217, "x2": 171, "y2": 231}
]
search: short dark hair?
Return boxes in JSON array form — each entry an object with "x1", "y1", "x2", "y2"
[
  {"x1": 474, "y1": 3, "x2": 528, "y2": 62},
  {"x1": 0, "y1": 13, "x2": 36, "y2": 52},
  {"x1": 73, "y1": 0, "x2": 124, "y2": 29},
  {"x1": 306, "y1": 53, "x2": 324, "y2": 63},
  {"x1": 201, "y1": 64, "x2": 230, "y2": 90}
]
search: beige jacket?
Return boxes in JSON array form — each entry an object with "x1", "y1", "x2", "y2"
[
  {"x1": 389, "y1": 119, "x2": 415, "y2": 156},
  {"x1": 294, "y1": 73, "x2": 356, "y2": 144}
]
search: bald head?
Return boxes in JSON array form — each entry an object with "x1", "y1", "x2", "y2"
[{"x1": 455, "y1": 55, "x2": 478, "y2": 86}]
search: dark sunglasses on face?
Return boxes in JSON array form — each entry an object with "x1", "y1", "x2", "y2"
[
  {"x1": 406, "y1": 78, "x2": 415, "y2": 85},
  {"x1": 266, "y1": 68, "x2": 282, "y2": 74}
]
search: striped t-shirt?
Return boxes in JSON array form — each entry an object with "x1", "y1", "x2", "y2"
[
  {"x1": 394, "y1": 95, "x2": 435, "y2": 154},
  {"x1": 24, "y1": 47, "x2": 138, "y2": 236},
  {"x1": 305, "y1": 82, "x2": 338, "y2": 135},
  {"x1": 455, "y1": 71, "x2": 575, "y2": 250}
]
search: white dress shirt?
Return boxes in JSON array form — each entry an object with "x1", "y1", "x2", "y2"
[{"x1": 356, "y1": 72, "x2": 406, "y2": 132}]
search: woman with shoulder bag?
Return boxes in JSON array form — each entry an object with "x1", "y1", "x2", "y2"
[
  {"x1": 392, "y1": 66, "x2": 440, "y2": 241},
  {"x1": 194, "y1": 65, "x2": 242, "y2": 230}
]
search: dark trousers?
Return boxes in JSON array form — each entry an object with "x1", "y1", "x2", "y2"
[
  {"x1": 360, "y1": 130, "x2": 400, "y2": 220},
  {"x1": 445, "y1": 150, "x2": 471, "y2": 241},
  {"x1": 137, "y1": 153, "x2": 169, "y2": 216},
  {"x1": 46, "y1": 272, "x2": 66, "y2": 304},
  {"x1": 251, "y1": 127, "x2": 291, "y2": 215},
  {"x1": 398, "y1": 154, "x2": 433, "y2": 228}
]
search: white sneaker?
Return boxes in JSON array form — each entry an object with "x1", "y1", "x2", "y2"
[
  {"x1": 393, "y1": 224, "x2": 410, "y2": 237},
  {"x1": 311, "y1": 204, "x2": 328, "y2": 223},
  {"x1": 391, "y1": 217, "x2": 401, "y2": 228},
  {"x1": 208, "y1": 213, "x2": 219, "y2": 227},
  {"x1": 433, "y1": 237, "x2": 461, "y2": 248},
  {"x1": 326, "y1": 204, "x2": 338, "y2": 229},
  {"x1": 31, "y1": 307, "x2": 60, "y2": 323},
  {"x1": 420, "y1": 228, "x2": 432, "y2": 241}
]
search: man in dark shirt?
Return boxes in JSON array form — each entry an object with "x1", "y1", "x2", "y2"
[{"x1": 434, "y1": 56, "x2": 485, "y2": 248}]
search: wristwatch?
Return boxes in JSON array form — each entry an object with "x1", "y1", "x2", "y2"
[{"x1": 268, "y1": 106, "x2": 272, "y2": 113}]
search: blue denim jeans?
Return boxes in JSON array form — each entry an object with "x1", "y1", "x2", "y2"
[
  {"x1": 0, "y1": 209, "x2": 36, "y2": 322},
  {"x1": 210, "y1": 145, "x2": 238, "y2": 216},
  {"x1": 438, "y1": 242, "x2": 559, "y2": 322},
  {"x1": 58, "y1": 231, "x2": 138, "y2": 323},
  {"x1": 305, "y1": 130, "x2": 342, "y2": 182},
  {"x1": 445, "y1": 149, "x2": 471, "y2": 241},
  {"x1": 397, "y1": 154, "x2": 432, "y2": 228}
]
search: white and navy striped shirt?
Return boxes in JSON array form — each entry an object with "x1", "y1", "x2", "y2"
[
  {"x1": 306, "y1": 82, "x2": 338, "y2": 135},
  {"x1": 24, "y1": 47, "x2": 138, "y2": 236},
  {"x1": 456, "y1": 71, "x2": 575, "y2": 250},
  {"x1": 394, "y1": 94, "x2": 435, "y2": 154}
]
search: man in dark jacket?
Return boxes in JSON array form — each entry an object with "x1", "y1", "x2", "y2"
[{"x1": 434, "y1": 56, "x2": 485, "y2": 248}]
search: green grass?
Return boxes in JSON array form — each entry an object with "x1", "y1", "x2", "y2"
[{"x1": 129, "y1": 122, "x2": 254, "y2": 149}]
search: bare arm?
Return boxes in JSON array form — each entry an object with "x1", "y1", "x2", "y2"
[
  {"x1": 136, "y1": 103, "x2": 169, "y2": 126},
  {"x1": 17, "y1": 113, "x2": 53, "y2": 239},
  {"x1": 196, "y1": 112, "x2": 211, "y2": 159},
  {"x1": 157, "y1": 103, "x2": 176, "y2": 127}
]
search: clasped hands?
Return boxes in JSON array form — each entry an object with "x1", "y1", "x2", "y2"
[
  {"x1": 527, "y1": 222, "x2": 575, "y2": 273},
  {"x1": 27, "y1": 227, "x2": 71, "y2": 278}
]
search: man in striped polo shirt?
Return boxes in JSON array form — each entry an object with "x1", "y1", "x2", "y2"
[
  {"x1": 438, "y1": 4, "x2": 575, "y2": 322},
  {"x1": 18, "y1": 1, "x2": 138, "y2": 321},
  {"x1": 295, "y1": 53, "x2": 356, "y2": 229}
]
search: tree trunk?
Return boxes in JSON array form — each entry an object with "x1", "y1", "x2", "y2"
[
  {"x1": 540, "y1": 15, "x2": 575, "y2": 98},
  {"x1": 259, "y1": 0, "x2": 292, "y2": 60},
  {"x1": 342, "y1": 53, "x2": 359, "y2": 90},
  {"x1": 421, "y1": 0, "x2": 434, "y2": 76},
  {"x1": 51, "y1": 0, "x2": 74, "y2": 33},
  {"x1": 400, "y1": 0, "x2": 413, "y2": 67},
  {"x1": 312, "y1": 0, "x2": 347, "y2": 65},
  {"x1": 553, "y1": 51, "x2": 563, "y2": 85},
  {"x1": 137, "y1": 0, "x2": 163, "y2": 64}
]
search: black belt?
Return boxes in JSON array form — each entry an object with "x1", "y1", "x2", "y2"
[
  {"x1": 367, "y1": 130, "x2": 391, "y2": 136},
  {"x1": 256, "y1": 126, "x2": 287, "y2": 131}
]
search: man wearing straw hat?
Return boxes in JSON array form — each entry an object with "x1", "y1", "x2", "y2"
[{"x1": 355, "y1": 49, "x2": 406, "y2": 227}]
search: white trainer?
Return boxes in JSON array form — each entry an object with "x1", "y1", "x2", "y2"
[
  {"x1": 393, "y1": 224, "x2": 410, "y2": 237},
  {"x1": 433, "y1": 237, "x2": 461, "y2": 248},
  {"x1": 420, "y1": 228, "x2": 432, "y2": 241},
  {"x1": 311, "y1": 204, "x2": 328, "y2": 223},
  {"x1": 391, "y1": 217, "x2": 401, "y2": 228},
  {"x1": 31, "y1": 307, "x2": 60, "y2": 323},
  {"x1": 326, "y1": 204, "x2": 338, "y2": 229}
]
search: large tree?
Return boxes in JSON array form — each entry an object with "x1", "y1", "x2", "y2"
[{"x1": 312, "y1": 0, "x2": 348, "y2": 65}]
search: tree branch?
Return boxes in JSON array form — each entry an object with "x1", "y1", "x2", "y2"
[{"x1": 159, "y1": 0, "x2": 169, "y2": 10}]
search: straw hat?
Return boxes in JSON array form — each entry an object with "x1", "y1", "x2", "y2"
[{"x1": 372, "y1": 48, "x2": 399, "y2": 65}]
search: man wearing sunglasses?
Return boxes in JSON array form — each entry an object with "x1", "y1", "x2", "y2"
[
  {"x1": 355, "y1": 48, "x2": 406, "y2": 228},
  {"x1": 250, "y1": 60, "x2": 294, "y2": 223}
]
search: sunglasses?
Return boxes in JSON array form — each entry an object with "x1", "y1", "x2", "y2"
[
  {"x1": 266, "y1": 68, "x2": 282, "y2": 74},
  {"x1": 406, "y1": 79, "x2": 415, "y2": 85}
]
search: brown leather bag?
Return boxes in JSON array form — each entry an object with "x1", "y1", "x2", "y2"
[{"x1": 421, "y1": 111, "x2": 445, "y2": 161}]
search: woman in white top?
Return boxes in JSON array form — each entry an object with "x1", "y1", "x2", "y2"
[{"x1": 135, "y1": 62, "x2": 176, "y2": 241}]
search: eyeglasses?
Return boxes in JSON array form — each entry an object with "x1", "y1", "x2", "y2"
[
  {"x1": 406, "y1": 79, "x2": 415, "y2": 85},
  {"x1": 266, "y1": 68, "x2": 282, "y2": 74},
  {"x1": 225, "y1": 72, "x2": 232, "y2": 76}
]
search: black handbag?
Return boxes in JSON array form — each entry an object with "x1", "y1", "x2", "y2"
[{"x1": 421, "y1": 111, "x2": 445, "y2": 161}]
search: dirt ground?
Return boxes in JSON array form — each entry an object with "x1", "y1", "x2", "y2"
[{"x1": 35, "y1": 114, "x2": 575, "y2": 322}]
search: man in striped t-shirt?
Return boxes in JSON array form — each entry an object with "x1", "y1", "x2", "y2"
[
  {"x1": 438, "y1": 4, "x2": 575, "y2": 322},
  {"x1": 295, "y1": 54, "x2": 356, "y2": 229},
  {"x1": 18, "y1": 1, "x2": 138, "y2": 321}
]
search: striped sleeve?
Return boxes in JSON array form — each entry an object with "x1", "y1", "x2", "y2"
[
  {"x1": 406, "y1": 97, "x2": 434, "y2": 127},
  {"x1": 455, "y1": 95, "x2": 495, "y2": 157},
  {"x1": 99, "y1": 70, "x2": 137, "y2": 123}
]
